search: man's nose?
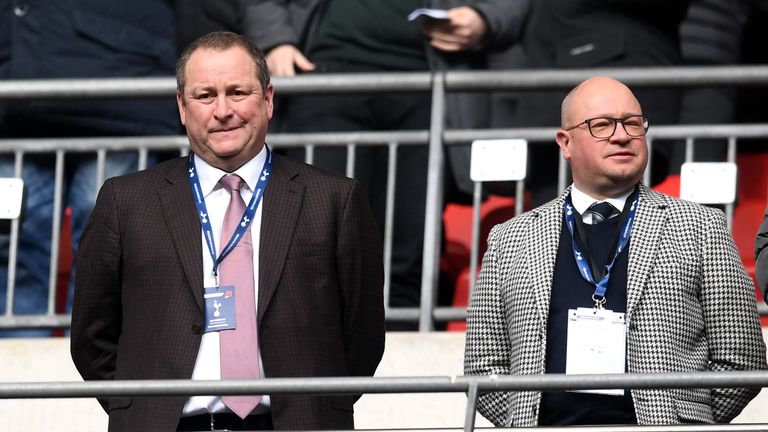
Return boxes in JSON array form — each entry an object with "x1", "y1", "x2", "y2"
[
  {"x1": 213, "y1": 95, "x2": 233, "y2": 119},
  {"x1": 610, "y1": 120, "x2": 632, "y2": 143}
]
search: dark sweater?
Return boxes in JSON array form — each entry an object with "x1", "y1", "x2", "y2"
[
  {"x1": 538, "y1": 212, "x2": 637, "y2": 425},
  {"x1": 308, "y1": 0, "x2": 428, "y2": 70}
]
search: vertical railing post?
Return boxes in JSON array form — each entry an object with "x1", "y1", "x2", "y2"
[
  {"x1": 5, "y1": 150, "x2": 24, "y2": 316},
  {"x1": 383, "y1": 142, "x2": 398, "y2": 314},
  {"x1": 557, "y1": 152, "x2": 569, "y2": 194},
  {"x1": 464, "y1": 382, "x2": 479, "y2": 432},
  {"x1": 726, "y1": 136, "x2": 737, "y2": 230},
  {"x1": 643, "y1": 136, "x2": 653, "y2": 186},
  {"x1": 419, "y1": 72, "x2": 446, "y2": 332},
  {"x1": 48, "y1": 150, "x2": 65, "y2": 315},
  {"x1": 468, "y1": 181, "x2": 482, "y2": 296}
]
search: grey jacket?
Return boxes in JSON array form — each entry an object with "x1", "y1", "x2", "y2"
[{"x1": 241, "y1": 0, "x2": 528, "y2": 61}]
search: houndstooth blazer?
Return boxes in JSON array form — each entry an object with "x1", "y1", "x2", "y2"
[{"x1": 464, "y1": 183, "x2": 767, "y2": 426}]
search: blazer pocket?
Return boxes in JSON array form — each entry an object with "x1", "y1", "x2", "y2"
[
  {"x1": 107, "y1": 397, "x2": 132, "y2": 413},
  {"x1": 286, "y1": 244, "x2": 328, "y2": 260},
  {"x1": 556, "y1": 30, "x2": 625, "y2": 68},
  {"x1": 674, "y1": 398, "x2": 714, "y2": 423}
]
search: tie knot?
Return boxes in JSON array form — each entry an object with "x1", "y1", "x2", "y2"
[
  {"x1": 219, "y1": 175, "x2": 243, "y2": 192},
  {"x1": 586, "y1": 201, "x2": 618, "y2": 225}
]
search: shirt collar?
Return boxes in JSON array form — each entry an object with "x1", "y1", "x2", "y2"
[
  {"x1": 193, "y1": 147, "x2": 267, "y2": 196},
  {"x1": 570, "y1": 183, "x2": 633, "y2": 216}
]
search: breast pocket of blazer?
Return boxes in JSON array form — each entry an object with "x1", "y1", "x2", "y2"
[{"x1": 286, "y1": 242, "x2": 328, "y2": 260}]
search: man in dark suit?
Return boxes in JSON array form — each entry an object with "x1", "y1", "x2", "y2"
[
  {"x1": 71, "y1": 31, "x2": 385, "y2": 431},
  {"x1": 465, "y1": 76, "x2": 766, "y2": 426}
]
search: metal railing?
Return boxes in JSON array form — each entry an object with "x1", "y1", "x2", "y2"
[
  {"x1": 1, "y1": 371, "x2": 768, "y2": 431},
  {"x1": 2, "y1": 66, "x2": 768, "y2": 331}
]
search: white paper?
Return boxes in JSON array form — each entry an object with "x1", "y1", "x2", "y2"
[
  {"x1": 565, "y1": 307, "x2": 627, "y2": 396},
  {"x1": 0, "y1": 178, "x2": 24, "y2": 220},
  {"x1": 407, "y1": 8, "x2": 450, "y2": 21},
  {"x1": 470, "y1": 139, "x2": 528, "y2": 182},
  {"x1": 680, "y1": 162, "x2": 737, "y2": 204}
]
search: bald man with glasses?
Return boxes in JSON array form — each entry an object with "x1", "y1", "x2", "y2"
[{"x1": 464, "y1": 76, "x2": 766, "y2": 427}]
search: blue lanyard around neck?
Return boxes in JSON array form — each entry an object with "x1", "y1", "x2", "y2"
[
  {"x1": 563, "y1": 189, "x2": 638, "y2": 307},
  {"x1": 187, "y1": 148, "x2": 273, "y2": 285}
]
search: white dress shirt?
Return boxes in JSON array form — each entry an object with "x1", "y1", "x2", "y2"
[
  {"x1": 182, "y1": 147, "x2": 271, "y2": 416},
  {"x1": 570, "y1": 184, "x2": 633, "y2": 224}
]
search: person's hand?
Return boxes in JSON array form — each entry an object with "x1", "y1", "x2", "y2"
[
  {"x1": 265, "y1": 44, "x2": 316, "y2": 77},
  {"x1": 421, "y1": 6, "x2": 488, "y2": 52}
]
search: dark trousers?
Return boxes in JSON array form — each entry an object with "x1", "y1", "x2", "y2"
[{"x1": 277, "y1": 62, "x2": 431, "y2": 325}]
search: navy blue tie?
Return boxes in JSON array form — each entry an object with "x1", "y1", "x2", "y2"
[{"x1": 586, "y1": 202, "x2": 618, "y2": 225}]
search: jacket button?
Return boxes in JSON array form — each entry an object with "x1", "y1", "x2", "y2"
[
  {"x1": 192, "y1": 324, "x2": 202, "y2": 335},
  {"x1": 14, "y1": 5, "x2": 28, "y2": 17}
]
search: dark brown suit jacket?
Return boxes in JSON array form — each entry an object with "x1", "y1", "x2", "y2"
[{"x1": 71, "y1": 153, "x2": 385, "y2": 431}]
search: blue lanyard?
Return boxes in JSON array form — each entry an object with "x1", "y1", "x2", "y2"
[
  {"x1": 188, "y1": 148, "x2": 273, "y2": 285},
  {"x1": 563, "y1": 190, "x2": 638, "y2": 308}
]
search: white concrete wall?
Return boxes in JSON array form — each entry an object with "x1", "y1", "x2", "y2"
[{"x1": 1, "y1": 331, "x2": 767, "y2": 430}]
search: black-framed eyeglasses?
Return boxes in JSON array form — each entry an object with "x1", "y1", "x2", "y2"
[{"x1": 565, "y1": 115, "x2": 649, "y2": 139}]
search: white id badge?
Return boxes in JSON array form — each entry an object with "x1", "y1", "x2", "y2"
[{"x1": 565, "y1": 307, "x2": 627, "y2": 396}]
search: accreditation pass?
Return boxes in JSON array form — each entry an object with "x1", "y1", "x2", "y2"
[{"x1": 565, "y1": 307, "x2": 627, "y2": 396}]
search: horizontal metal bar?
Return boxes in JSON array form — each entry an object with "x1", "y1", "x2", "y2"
[
  {"x1": 0, "y1": 314, "x2": 70, "y2": 329},
  {"x1": 0, "y1": 136, "x2": 189, "y2": 152},
  {"x1": 273, "y1": 72, "x2": 433, "y2": 94},
  {"x1": 2, "y1": 371, "x2": 768, "y2": 400},
  {"x1": 386, "y1": 307, "x2": 466, "y2": 322},
  {"x1": 269, "y1": 131, "x2": 429, "y2": 145},
  {"x1": 0, "y1": 77, "x2": 176, "y2": 99},
  {"x1": 5, "y1": 303, "x2": 762, "y2": 330},
  {"x1": 384, "y1": 307, "x2": 420, "y2": 321},
  {"x1": 434, "y1": 307, "x2": 468, "y2": 321},
  {"x1": 4, "y1": 66, "x2": 768, "y2": 100},
  {"x1": 447, "y1": 65, "x2": 768, "y2": 91}
]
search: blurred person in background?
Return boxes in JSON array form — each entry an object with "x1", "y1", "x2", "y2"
[
  {"x1": 669, "y1": 0, "x2": 750, "y2": 169},
  {"x1": 0, "y1": 0, "x2": 178, "y2": 337},
  {"x1": 240, "y1": 0, "x2": 529, "y2": 329},
  {"x1": 492, "y1": 0, "x2": 690, "y2": 206},
  {"x1": 757, "y1": 204, "x2": 768, "y2": 302}
]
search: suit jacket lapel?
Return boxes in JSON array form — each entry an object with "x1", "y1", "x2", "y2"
[
  {"x1": 258, "y1": 154, "x2": 303, "y2": 323},
  {"x1": 159, "y1": 158, "x2": 205, "y2": 312},
  {"x1": 626, "y1": 183, "x2": 668, "y2": 318},
  {"x1": 529, "y1": 191, "x2": 568, "y2": 324}
]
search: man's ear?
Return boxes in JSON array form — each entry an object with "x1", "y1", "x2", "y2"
[
  {"x1": 555, "y1": 129, "x2": 572, "y2": 161},
  {"x1": 176, "y1": 92, "x2": 187, "y2": 126},
  {"x1": 264, "y1": 83, "x2": 275, "y2": 120}
]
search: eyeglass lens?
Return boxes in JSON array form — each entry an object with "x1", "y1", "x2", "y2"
[{"x1": 588, "y1": 116, "x2": 647, "y2": 138}]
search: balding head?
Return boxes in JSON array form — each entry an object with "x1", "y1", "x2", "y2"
[{"x1": 561, "y1": 76, "x2": 642, "y2": 129}]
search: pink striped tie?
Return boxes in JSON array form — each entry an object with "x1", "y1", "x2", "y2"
[{"x1": 218, "y1": 175, "x2": 261, "y2": 418}]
